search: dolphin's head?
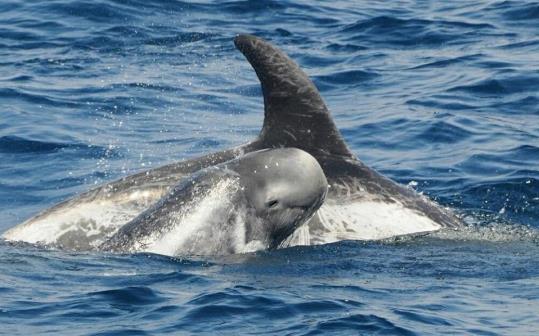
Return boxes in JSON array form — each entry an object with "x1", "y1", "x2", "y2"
[{"x1": 235, "y1": 148, "x2": 328, "y2": 249}]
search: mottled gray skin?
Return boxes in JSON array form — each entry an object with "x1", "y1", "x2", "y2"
[
  {"x1": 3, "y1": 34, "x2": 460, "y2": 250},
  {"x1": 100, "y1": 148, "x2": 327, "y2": 253}
]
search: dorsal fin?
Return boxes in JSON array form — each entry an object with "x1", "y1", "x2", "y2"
[{"x1": 234, "y1": 34, "x2": 354, "y2": 158}]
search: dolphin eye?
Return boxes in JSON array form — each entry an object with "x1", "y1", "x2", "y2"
[{"x1": 266, "y1": 200, "x2": 279, "y2": 209}]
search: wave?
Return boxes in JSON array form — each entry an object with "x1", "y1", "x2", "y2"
[
  {"x1": 42, "y1": 1, "x2": 138, "y2": 24},
  {"x1": 448, "y1": 75, "x2": 539, "y2": 96},
  {"x1": 0, "y1": 136, "x2": 116, "y2": 157},
  {"x1": 313, "y1": 70, "x2": 379, "y2": 91},
  {"x1": 88, "y1": 286, "x2": 165, "y2": 306},
  {"x1": 0, "y1": 88, "x2": 81, "y2": 108},
  {"x1": 488, "y1": 1, "x2": 539, "y2": 21},
  {"x1": 410, "y1": 54, "x2": 484, "y2": 70},
  {"x1": 416, "y1": 120, "x2": 474, "y2": 144},
  {"x1": 340, "y1": 15, "x2": 497, "y2": 47}
]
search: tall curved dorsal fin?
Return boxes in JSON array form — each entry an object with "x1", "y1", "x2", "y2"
[{"x1": 234, "y1": 34, "x2": 354, "y2": 158}]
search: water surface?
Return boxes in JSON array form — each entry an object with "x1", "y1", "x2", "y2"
[{"x1": 1, "y1": 0, "x2": 538, "y2": 334}]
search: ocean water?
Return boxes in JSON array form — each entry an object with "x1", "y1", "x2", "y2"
[{"x1": 1, "y1": 0, "x2": 538, "y2": 334}]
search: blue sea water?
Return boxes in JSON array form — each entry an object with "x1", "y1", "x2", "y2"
[{"x1": 0, "y1": 0, "x2": 538, "y2": 334}]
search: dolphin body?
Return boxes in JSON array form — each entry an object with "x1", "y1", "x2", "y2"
[
  {"x1": 2, "y1": 34, "x2": 460, "y2": 251},
  {"x1": 100, "y1": 148, "x2": 327, "y2": 255}
]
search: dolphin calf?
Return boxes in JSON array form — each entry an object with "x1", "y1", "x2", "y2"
[
  {"x1": 2, "y1": 34, "x2": 460, "y2": 253},
  {"x1": 100, "y1": 148, "x2": 327, "y2": 255}
]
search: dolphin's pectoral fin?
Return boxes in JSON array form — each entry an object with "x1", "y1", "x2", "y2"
[
  {"x1": 235, "y1": 34, "x2": 353, "y2": 158},
  {"x1": 284, "y1": 198, "x2": 445, "y2": 247}
]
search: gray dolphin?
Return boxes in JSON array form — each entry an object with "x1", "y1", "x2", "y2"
[
  {"x1": 100, "y1": 148, "x2": 327, "y2": 255},
  {"x1": 2, "y1": 34, "x2": 460, "y2": 251}
]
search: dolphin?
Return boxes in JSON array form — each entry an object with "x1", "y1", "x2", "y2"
[
  {"x1": 99, "y1": 148, "x2": 327, "y2": 255},
  {"x1": 2, "y1": 34, "x2": 460, "y2": 251}
]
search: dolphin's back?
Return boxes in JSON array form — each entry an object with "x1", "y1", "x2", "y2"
[
  {"x1": 233, "y1": 34, "x2": 460, "y2": 244},
  {"x1": 3, "y1": 35, "x2": 461, "y2": 250}
]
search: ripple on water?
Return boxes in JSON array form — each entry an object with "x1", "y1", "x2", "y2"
[{"x1": 88, "y1": 286, "x2": 165, "y2": 306}]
